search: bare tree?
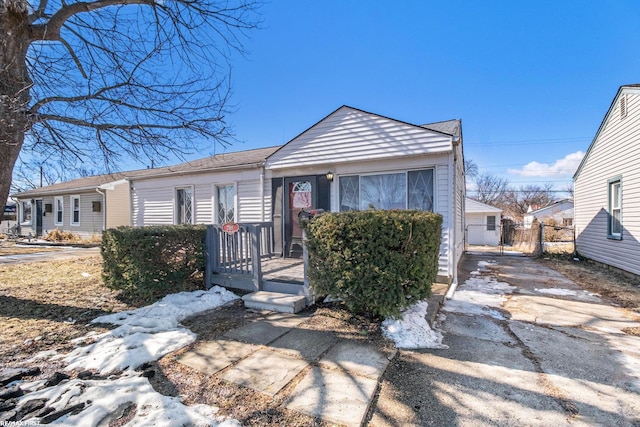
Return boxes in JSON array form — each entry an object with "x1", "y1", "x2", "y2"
[
  {"x1": 11, "y1": 156, "x2": 98, "y2": 193},
  {"x1": 464, "y1": 158, "x2": 478, "y2": 180},
  {"x1": 0, "y1": 0, "x2": 260, "y2": 213},
  {"x1": 505, "y1": 183, "x2": 557, "y2": 218},
  {"x1": 472, "y1": 172, "x2": 510, "y2": 206}
]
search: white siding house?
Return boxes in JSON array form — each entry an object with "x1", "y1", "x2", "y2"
[
  {"x1": 523, "y1": 200, "x2": 574, "y2": 229},
  {"x1": 465, "y1": 198, "x2": 502, "y2": 246},
  {"x1": 574, "y1": 84, "x2": 640, "y2": 277},
  {"x1": 130, "y1": 147, "x2": 279, "y2": 226},
  {"x1": 12, "y1": 174, "x2": 132, "y2": 239},
  {"x1": 265, "y1": 106, "x2": 465, "y2": 285}
]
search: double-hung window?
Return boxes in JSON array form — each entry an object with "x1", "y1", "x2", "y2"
[
  {"x1": 217, "y1": 185, "x2": 235, "y2": 223},
  {"x1": 608, "y1": 178, "x2": 622, "y2": 239},
  {"x1": 54, "y1": 196, "x2": 64, "y2": 226},
  {"x1": 71, "y1": 195, "x2": 80, "y2": 225},
  {"x1": 176, "y1": 187, "x2": 193, "y2": 224},
  {"x1": 339, "y1": 169, "x2": 434, "y2": 212}
]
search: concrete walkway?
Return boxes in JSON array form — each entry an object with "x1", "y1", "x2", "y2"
[
  {"x1": 0, "y1": 246, "x2": 100, "y2": 264},
  {"x1": 371, "y1": 253, "x2": 640, "y2": 426},
  {"x1": 177, "y1": 312, "x2": 394, "y2": 426}
]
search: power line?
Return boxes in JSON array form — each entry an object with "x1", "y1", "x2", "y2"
[{"x1": 471, "y1": 136, "x2": 590, "y2": 146}]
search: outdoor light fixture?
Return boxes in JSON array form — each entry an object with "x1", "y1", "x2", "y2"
[{"x1": 326, "y1": 171, "x2": 334, "y2": 182}]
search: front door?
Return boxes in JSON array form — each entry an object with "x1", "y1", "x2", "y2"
[
  {"x1": 35, "y1": 200, "x2": 43, "y2": 237},
  {"x1": 285, "y1": 177, "x2": 317, "y2": 257}
]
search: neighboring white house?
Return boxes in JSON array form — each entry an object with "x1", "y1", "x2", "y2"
[
  {"x1": 11, "y1": 173, "x2": 134, "y2": 239},
  {"x1": 265, "y1": 106, "x2": 466, "y2": 285},
  {"x1": 465, "y1": 198, "x2": 502, "y2": 246},
  {"x1": 574, "y1": 84, "x2": 640, "y2": 277},
  {"x1": 523, "y1": 199, "x2": 574, "y2": 229}
]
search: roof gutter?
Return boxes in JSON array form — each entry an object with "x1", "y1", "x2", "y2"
[{"x1": 128, "y1": 162, "x2": 266, "y2": 183}]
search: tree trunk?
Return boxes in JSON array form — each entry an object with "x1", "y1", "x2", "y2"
[{"x1": 0, "y1": 0, "x2": 31, "y2": 214}]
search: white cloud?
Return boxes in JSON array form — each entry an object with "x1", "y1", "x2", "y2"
[{"x1": 508, "y1": 151, "x2": 584, "y2": 177}]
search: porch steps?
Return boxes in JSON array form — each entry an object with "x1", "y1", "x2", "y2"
[{"x1": 242, "y1": 291, "x2": 306, "y2": 314}]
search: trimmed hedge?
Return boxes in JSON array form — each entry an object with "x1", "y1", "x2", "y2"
[
  {"x1": 303, "y1": 210, "x2": 442, "y2": 318},
  {"x1": 102, "y1": 225, "x2": 207, "y2": 304}
]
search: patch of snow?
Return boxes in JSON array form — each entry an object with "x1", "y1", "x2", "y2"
[
  {"x1": 534, "y1": 288, "x2": 602, "y2": 302},
  {"x1": 382, "y1": 301, "x2": 448, "y2": 349},
  {"x1": 19, "y1": 375, "x2": 240, "y2": 427},
  {"x1": 65, "y1": 287, "x2": 238, "y2": 375},
  {"x1": 535, "y1": 288, "x2": 579, "y2": 296},
  {"x1": 16, "y1": 286, "x2": 241, "y2": 426},
  {"x1": 323, "y1": 295, "x2": 343, "y2": 303},
  {"x1": 444, "y1": 260, "x2": 513, "y2": 319}
]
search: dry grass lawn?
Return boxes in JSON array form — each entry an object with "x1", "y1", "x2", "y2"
[{"x1": 0, "y1": 255, "x2": 134, "y2": 368}]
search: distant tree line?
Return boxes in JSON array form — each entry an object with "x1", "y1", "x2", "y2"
[{"x1": 464, "y1": 159, "x2": 572, "y2": 221}]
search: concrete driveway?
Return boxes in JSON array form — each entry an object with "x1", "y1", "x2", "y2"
[{"x1": 371, "y1": 253, "x2": 640, "y2": 426}]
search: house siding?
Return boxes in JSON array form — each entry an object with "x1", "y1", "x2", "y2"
[
  {"x1": 105, "y1": 182, "x2": 131, "y2": 229},
  {"x1": 266, "y1": 106, "x2": 465, "y2": 282},
  {"x1": 17, "y1": 192, "x2": 103, "y2": 238},
  {"x1": 266, "y1": 107, "x2": 452, "y2": 170},
  {"x1": 131, "y1": 168, "x2": 268, "y2": 226},
  {"x1": 575, "y1": 87, "x2": 640, "y2": 276}
]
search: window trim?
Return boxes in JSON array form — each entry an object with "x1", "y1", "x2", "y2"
[
  {"x1": 607, "y1": 177, "x2": 622, "y2": 240},
  {"x1": 20, "y1": 200, "x2": 33, "y2": 225},
  {"x1": 487, "y1": 215, "x2": 496, "y2": 231},
  {"x1": 216, "y1": 183, "x2": 236, "y2": 224},
  {"x1": 54, "y1": 196, "x2": 64, "y2": 226},
  {"x1": 175, "y1": 186, "x2": 195, "y2": 225},
  {"x1": 338, "y1": 168, "x2": 435, "y2": 212},
  {"x1": 70, "y1": 195, "x2": 81, "y2": 226}
]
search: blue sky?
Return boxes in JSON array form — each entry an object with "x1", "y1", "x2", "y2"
[{"x1": 142, "y1": 1, "x2": 640, "y2": 193}]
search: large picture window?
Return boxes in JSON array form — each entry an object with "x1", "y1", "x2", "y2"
[
  {"x1": 176, "y1": 187, "x2": 193, "y2": 224},
  {"x1": 54, "y1": 196, "x2": 64, "y2": 226},
  {"x1": 217, "y1": 185, "x2": 235, "y2": 223},
  {"x1": 71, "y1": 195, "x2": 80, "y2": 225},
  {"x1": 608, "y1": 178, "x2": 622, "y2": 239},
  {"x1": 339, "y1": 169, "x2": 434, "y2": 212},
  {"x1": 20, "y1": 201, "x2": 32, "y2": 224}
]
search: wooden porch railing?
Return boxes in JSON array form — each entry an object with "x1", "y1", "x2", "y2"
[{"x1": 205, "y1": 222, "x2": 275, "y2": 291}]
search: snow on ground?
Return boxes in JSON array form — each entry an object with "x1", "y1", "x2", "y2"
[
  {"x1": 382, "y1": 301, "x2": 448, "y2": 349},
  {"x1": 443, "y1": 260, "x2": 515, "y2": 320},
  {"x1": 65, "y1": 287, "x2": 239, "y2": 374},
  {"x1": 535, "y1": 287, "x2": 601, "y2": 302},
  {"x1": 16, "y1": 286, "x2": 240, "y2": 426},
  {"x1": 21, "y1": 375, "x2": 241, "y2": 427}
]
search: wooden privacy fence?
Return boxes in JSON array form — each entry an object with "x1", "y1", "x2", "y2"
[{"x1": 205, "y1": 222, "x2": 275, "y2": 291}]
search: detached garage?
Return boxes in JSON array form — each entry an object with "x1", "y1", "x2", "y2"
[{"x1": 465, "y1": 198, "x2": 502, "y2": 246}]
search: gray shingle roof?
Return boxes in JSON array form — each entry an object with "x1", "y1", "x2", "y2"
[{"x1": 12, "y1": 146, "x2": 281, "y2": 198}]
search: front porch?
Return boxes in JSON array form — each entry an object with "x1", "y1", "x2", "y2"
[{"x1": 204, "y1": 223, "x2": 312, "y2": 313}]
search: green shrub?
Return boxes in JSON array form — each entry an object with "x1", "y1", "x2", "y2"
[
  {"x1": 303, "y1": 210, "x2": 442, "y2": 318},
  {"x1": 102, "y1": 225, "x2": 207, "y2": 305}
]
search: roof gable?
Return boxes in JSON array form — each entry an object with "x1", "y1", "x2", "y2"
[
  {"x1": 266, "y1": 106, "x2": 455, "y2": 169},
  {"x1": 525, "y1": 200, "x2": 574, "y2": 217},
  {"x1": 465, "y1": 198, "x2": 502, "y2": 213},
  {"x1": 574, "y1": 84, "x2": 640, "y2": 179}
]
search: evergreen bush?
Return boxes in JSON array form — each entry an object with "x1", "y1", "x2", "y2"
[
  {"x1": 303, "y1": 210, "x2": 442, "y2": 318},
  {"x1": 102, "y1": 225, "x2": 207, "y2": 304}
]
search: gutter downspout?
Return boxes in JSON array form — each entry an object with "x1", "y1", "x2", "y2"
[
  {"x1": 260, "y1": 168, "x2": 265, "y2": 222},
  {"x1": 95, "y1": 188, "x2": 106, "y2": 231},
  {"x1": 445, "y1": 137, "x2": 460, "y2": 300}
]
